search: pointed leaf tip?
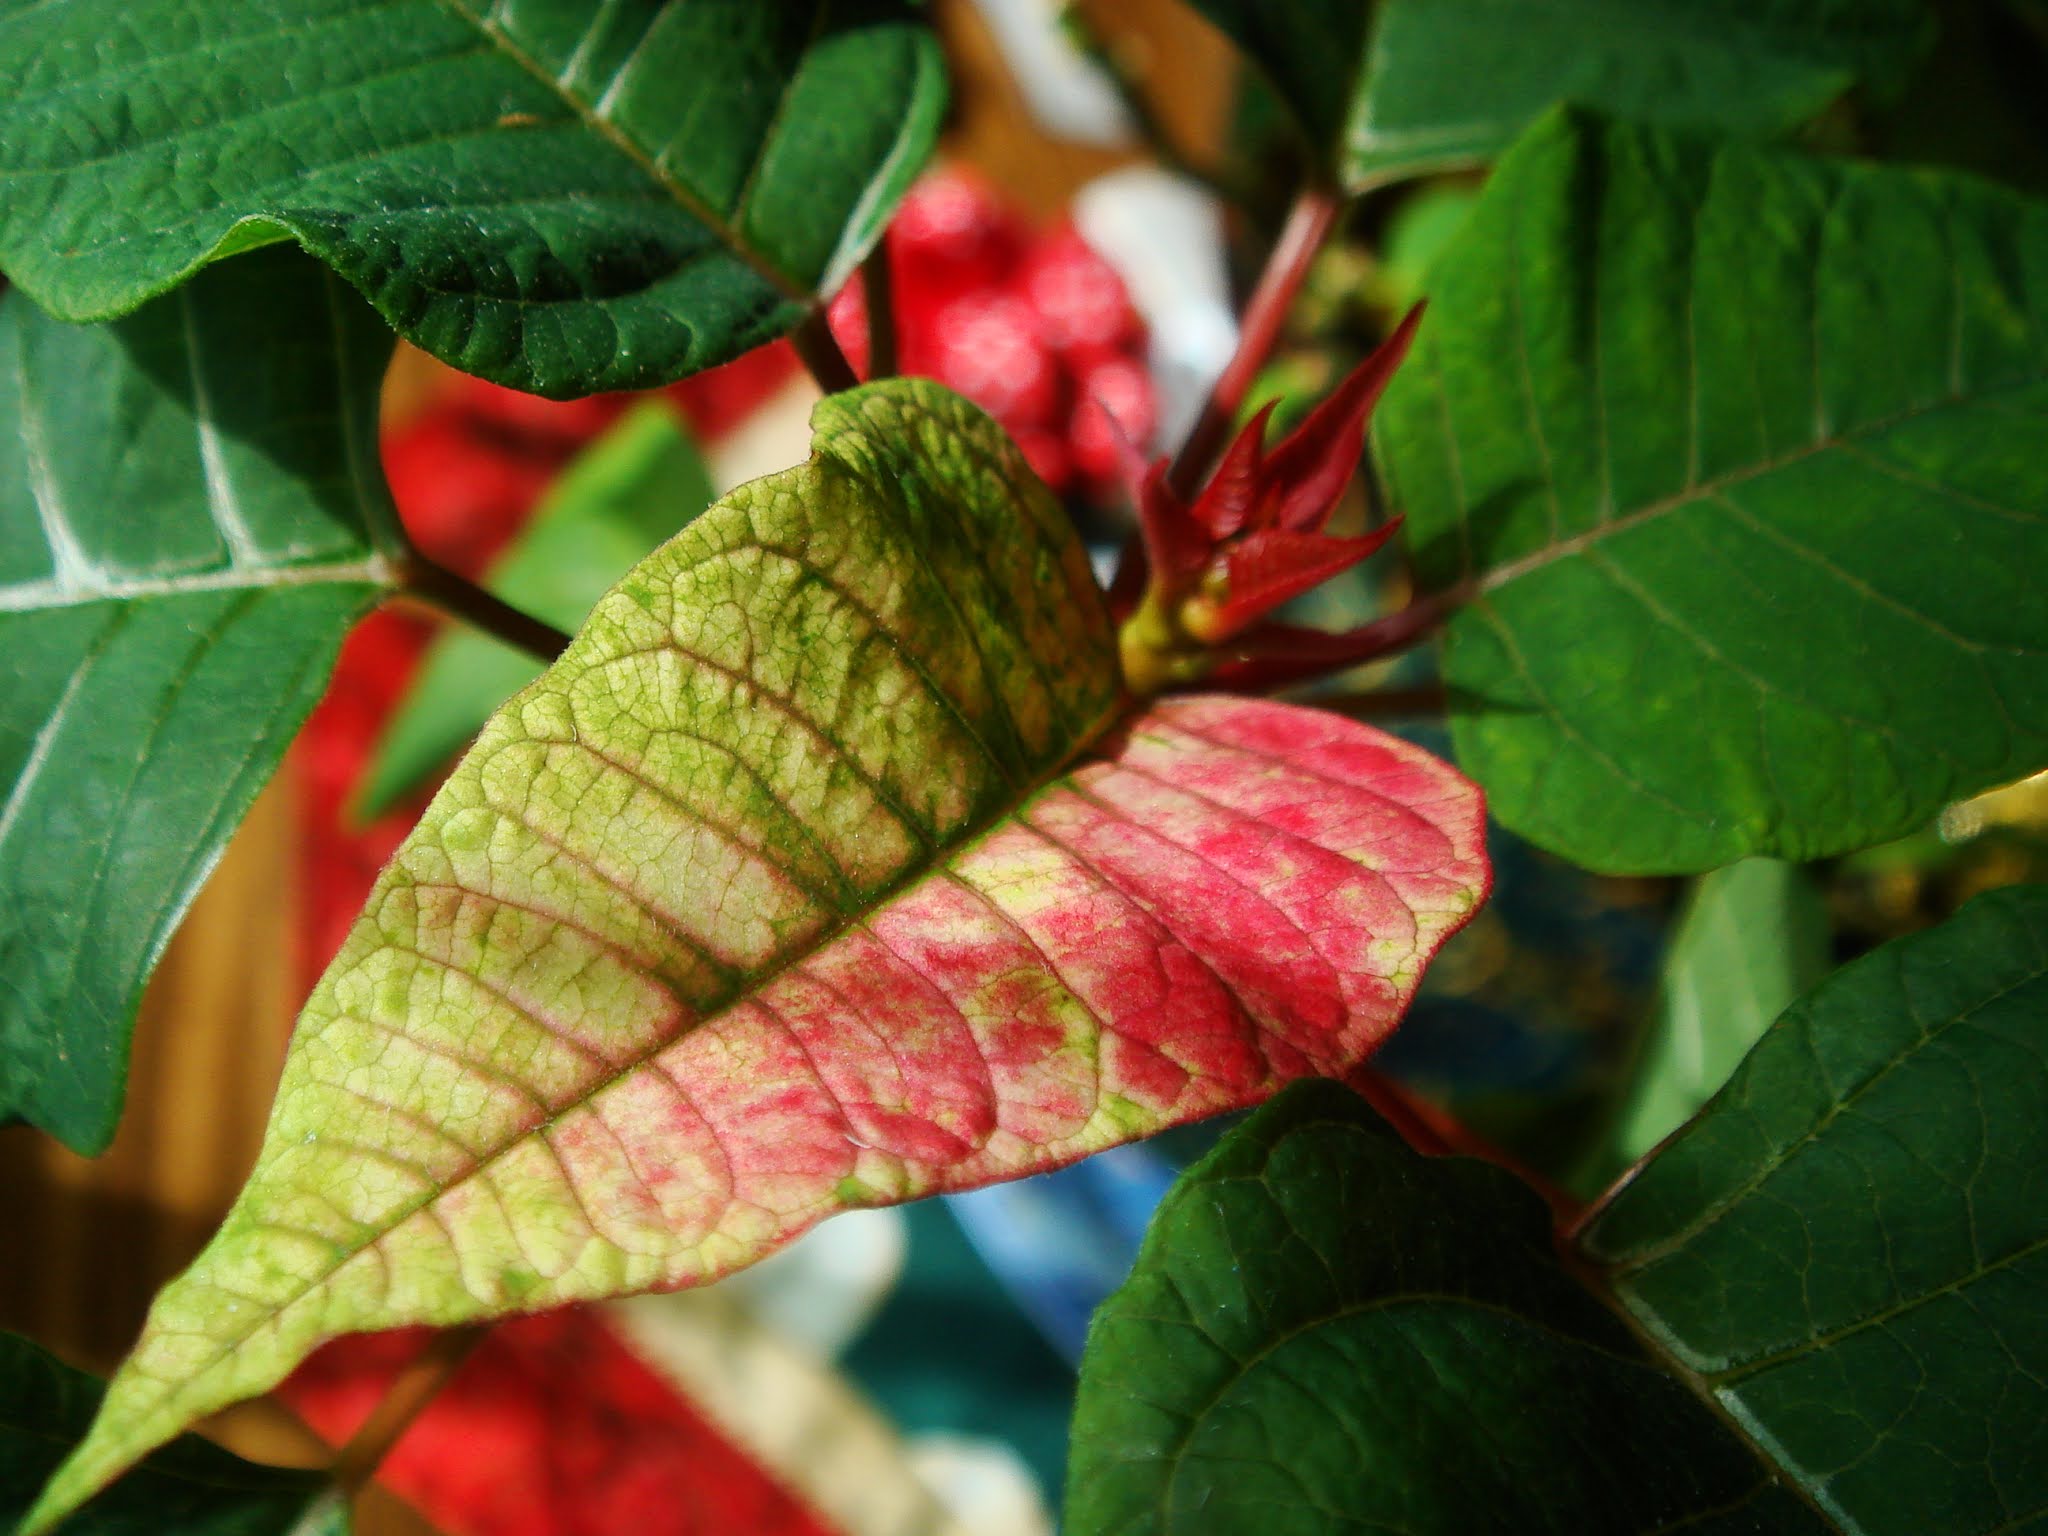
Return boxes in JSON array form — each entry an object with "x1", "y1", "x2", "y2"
[
  {"x1": 32, "y1": 378, "x2": 1488, "y2": 1527},
  {"x1": 1190, "y1": 401, "x2": 1278, "y2": 539},
  {"x1": 1267, "y1": 303, "x2": 1424, "y2": 532}
]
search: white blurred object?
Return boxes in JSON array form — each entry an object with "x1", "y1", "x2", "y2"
[
  {"x1": 1073, "y1": 168, "x2": 1238, "y2": 450},
  {"x1": 969, "y1": 0, "x2": 1135, "y2": 146},
  {"x1": 715, "y1": 1205, "x2": 909, "y2": 1360},
  {"x1": 613, "y1": 1281, "x2": 962, "y2": 1536},
  {"x1": 906, "y1": 1433, "x2": 1056, "y2": 1536},
  {"x1": 706, "y1": 372, "x2": 823, "y2": 494}
]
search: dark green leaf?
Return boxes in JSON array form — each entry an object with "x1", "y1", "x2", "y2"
[
  {"x1": 1377, "y1": 110, "x2": 2048, "y2": 872},
  {"x1": 0, "y1": 248, "x2": 396, "y2": 1154},
  {"x1": 1342, "y1": 0, "x2": 1929, "y2": 189},
  {"x1": 0, "y1": 0, "x2": 945, "y2": 397},
  {"x1": 1582, "y1": 885, "x2": 2048, "y2": 1535},
  {"x1": 0, "y1": 1331, "x2": 340, "y2": 1536},
  {"x1": 1184, "y1": 0, "x2": 1928, "y2": 188},
  {"x1": 1066, "y1": 1080, "x2": 1825, "y2": 1536},
  {"x1": 1178, "y1": 1, "x2": 1370, "y2": 159},
  {"x1": 1601, "y1": 859, "x2": 1831, "y2": 1174},
  {"x1": 355, "y1": 400, "x2": 713, "y2": 821}
]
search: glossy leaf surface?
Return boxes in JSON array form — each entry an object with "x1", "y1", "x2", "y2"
[
  {"x1": 1602, "y1": 858, "x2": 1830, "y2": 1174},
  {"x1": 0, "y1": 1332, "x2": 342, "y2": 1536},
  {"x1": 1066, "y1": 1081, "x2": 1824, "y2": 1535},
  {"x1": 1377, "y1": 111, "x2": 2048, "y2": 872},
  {"x1": 356, "y1": 402, "x2": 714, "y2": 821},
  {"x1": 0, "y1": 0, "x2": 945, "y2": 397},
  {"x1": 1583, "y1": 885, "x2": 2048, "y2": 1534},
  {"x1": 29, "y1": 380, "x2": 1488, "y2": 1528},
  {"x1": 0, "y1": 249, "x2": 396, "y2": 1154},
  {"x1": 1187, "y1": 0, "x2": 1927, "y2": 187}
]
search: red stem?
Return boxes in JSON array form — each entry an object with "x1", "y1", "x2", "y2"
[
  {"x1": 791, "y1": 307, "x2": 861, "y2": 396},
  {"x1": 1166, "y1": 184, "x2": 1341, "y2": 500},
  {"x1": 400, "y1": 554, "x2": 572, "y2": 663},
  {"x1": 862, "y1": 240, "x2": 898, "y2": 381}
]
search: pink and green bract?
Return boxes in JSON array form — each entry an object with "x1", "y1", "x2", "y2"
[{"x1": 26, "y1": 378, "x2": 1488, "y2": 1534}]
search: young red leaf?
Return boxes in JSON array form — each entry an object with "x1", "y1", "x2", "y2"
[
  {"x1": 1260, "y1": 304, "x2": 1422, "y2": 532},
  {"x1": 1188, "y1": 403, "x2": 1277, "y2": 539},
  {"x1": 26, "y1": 381, "x2": 1487, "y2": 1530},
  {"x1": 1200, "y1": 524, "x2": 1403, "y2": 641},
  {"x1": 1119, "y1": 310, "x2": 1423, "y2": 692}
]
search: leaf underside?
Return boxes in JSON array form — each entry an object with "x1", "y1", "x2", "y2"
[
  {"x1": 1065, "y1": 1082, "x2": 1824, "y2": 1536},
  {"x1": 0, "y1": 0, "x2": 946, "y2": 396},
  {"x1": 1583, "y1": 885, "x2": 2048, "y2": 1535},
  {"x1": 0, "y1": 247, "x2": 396, "y2": 1154},
  {"x1": 1186, "y1": 0, "x2": 1928, "y2": 188},
  {"x1": 30, "y1": 380, "x2": 1488, "y2": 1528},
  {"x1": 1342, "y1": 0, "x2": 1930, "y2": 189},
  {"x1": 1600, "y1": 857, "x2": 1830, "y2": 1174},
  {"x1": 1377, "y1": 109, "x2": 2048, "y2": 872}
]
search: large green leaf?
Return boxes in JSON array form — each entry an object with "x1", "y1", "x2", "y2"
[
  {"x1": 0, "y1": 248, "x2": 397, "y2": 1155},
  {"x1": 1073, "y1": 890, "x2": 2048, "y2": 1531},
  {"x1": 0, "y1": 0, "x2": 945, "y2": 398},
  {"x1": 0, "y1": 1332, "x2": 343, "y2": 1536},
  {"x1": 355, "y1": 400, "x2": 714, "y2": 821},
  {"x1": 1066, "y1": 1080, "x2": 1826, "y2": 1535},
  {"x1": 1581, "y1": 884, "x2": 2048, "y2": 1534},
  {"x1": 1184, "y1": 0, "x2": 1929, "y2": 188},
  {"x1": 1376, "y1": 110, "x2": 2048, "y2": 872},
  {"x1": 25, "y1": 379, "x2": 1489, "y2": 1529},
  {"x1": 1600, "y1": 858, "x2": 1831, "y2": 1175}
]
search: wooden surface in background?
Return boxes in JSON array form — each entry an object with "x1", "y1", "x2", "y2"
[{"x1": 0, "y1": 4, "x2": 1234, "y2": 1529}]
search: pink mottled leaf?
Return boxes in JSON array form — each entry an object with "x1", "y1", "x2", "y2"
[{"x1": 28, "y1": 380, "x2": 1486, "y2": 1530}]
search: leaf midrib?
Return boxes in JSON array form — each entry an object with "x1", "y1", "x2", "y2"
[
  {"x1": 0, "y1": 557, "x2": 392, "y2": 614},
  {"x1": 118, "y1": 659, "x2": 1125, "y2": 1435},
  {"x1": 1595, "y1": 954, "x2": 2048, "y2": 1278},
  {"x1": 437, "y1": 0, "x2": 808, "y2": 303}
]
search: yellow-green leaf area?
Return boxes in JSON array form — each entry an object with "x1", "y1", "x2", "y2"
[
  {"x1": 24, "y1": 377, "x2": 1118, "y2": 1524},
  {"x1": 29, "y1": 379, "x2": 1492, "y2": 1531}
]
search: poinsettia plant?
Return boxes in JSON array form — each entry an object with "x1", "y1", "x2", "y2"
[{"x1": 2, "y1": 3, "x2": 2046, "y2": 1535}]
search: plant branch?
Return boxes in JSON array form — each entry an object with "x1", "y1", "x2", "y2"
[
  {"x1": 1167, "y1": 183, "x2": 1341, "y2": 499},
  {"x1": 329, "y1": 1324, "x2": 490, "y2": 1494},
  {"x1": 861, "y1": 240, "x2": 897, "y2": 380},
  {"x1": 792, "y1": 306, "x2": 862, "y2": 396},
  {"x1": 400, "y1": 554, "x2": 572, "y2": 663}
]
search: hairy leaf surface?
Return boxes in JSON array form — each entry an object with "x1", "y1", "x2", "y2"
[
  {"x1": 1377, "y1": 111, "x2": 2048, "y2": 871},
  {"x1": 0, "y1": 249, "x2": 397, "y2": 1154},
  {"x1": 0, "y1": 1332, "x2": 343, "y2": 1536},
  {"x1": 0, "y1": 0, "x2": 944, "y2": 397},
  {"x1": 357, "y1": 401, "x2": 714, "y2": 820},
  {"x1": 1186, "y1": 0, "x2": 1928, "y2": 188},
  {"x1": 29, "y1": 380, "x2": 1488, "y2": 1528},
  {"x1": 1066, "y1": 1081, "x2": 1824, "y2": 1535},
  {"x1": 1582, "y1": 885, "x2": 2048, "y2": 1534}
]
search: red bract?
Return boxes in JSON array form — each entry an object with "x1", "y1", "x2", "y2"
[
  {"x1": 281, "y1": 1315, "x2": 839, "y2": 1536},
  {"x1": 1120, "y1": 307, "x2": 1424, "y2": 694}
]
